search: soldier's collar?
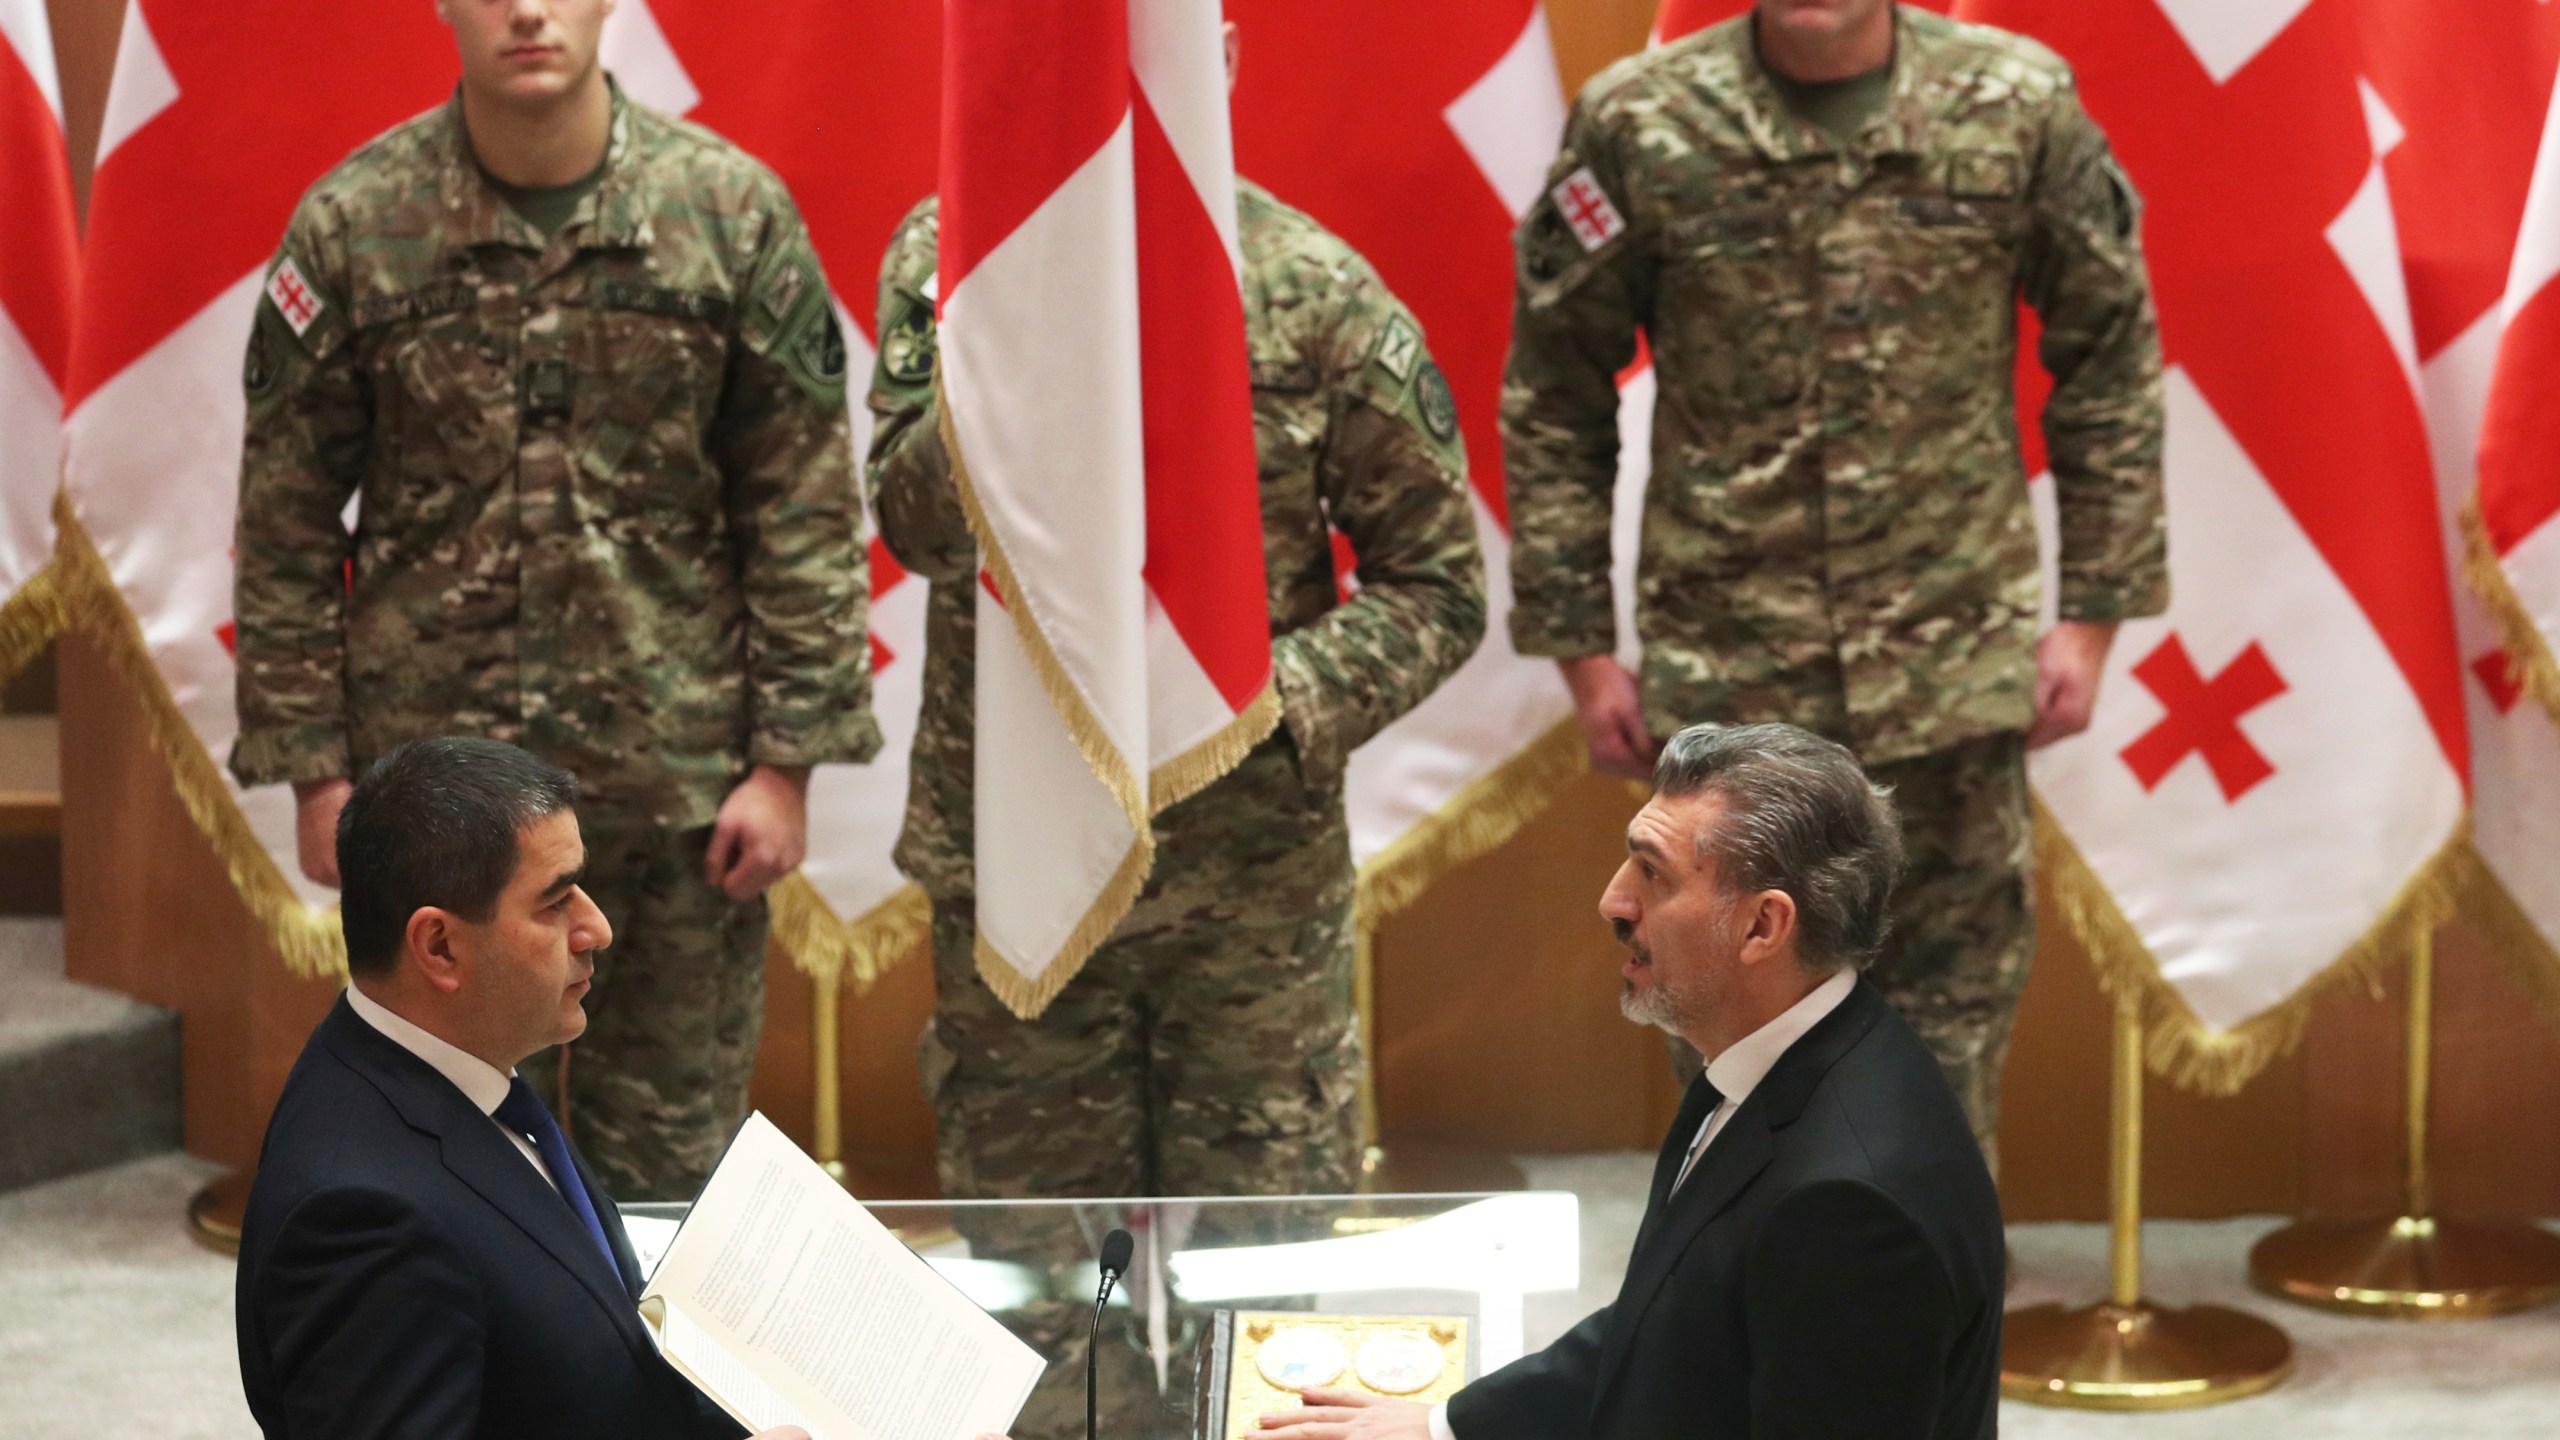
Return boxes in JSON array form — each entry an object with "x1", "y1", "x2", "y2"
[
  {"x1": 577, "y1": 77, "x2": 656, "y2": 252},
  {"x1": 1731, "y1": 6, "x2": 1934, "y2": 162},
  {"x1": 430, "y1": 79, "x2": 653, "y2": 257}
]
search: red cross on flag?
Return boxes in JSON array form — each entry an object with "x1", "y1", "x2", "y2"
[
  {"x1": 601, "y1": 0, "x2": 941, "y2": 989},
  {"x1": 1957, "y1": 0, "x2": 2472, "y2": 1090},
  {"x1": 0, "y1": 0, "x2": 75, "y2": 673},
  {"x1": 940, "y1": 0, "x2": 1273, "y2": 1015},
  {"x1": 59, "y1": 1, "x2": 456, "y2": 970},
  {"x1": 2471, "y1": 58, "x2": 2560, "y2": 730}
]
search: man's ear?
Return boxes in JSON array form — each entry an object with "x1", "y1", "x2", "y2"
[
  {"x1": 406, "y1": 907, "x2": 469, "y2": 995},
  {"x1": 1736, "y1": 889, "x2": 1800, "y2": 967}
]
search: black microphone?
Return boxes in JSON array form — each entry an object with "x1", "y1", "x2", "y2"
[{"x1": 1089, "y1": 1229, "x2": 1134, "y2": 1440}]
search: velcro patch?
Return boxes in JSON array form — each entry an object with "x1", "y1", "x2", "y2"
[
  {"x1": 1372, "y1": 315, "x2": 1421, "y2": 384},
  {"x1": 1550, "y1": 168, "x2": 1627, "y2": 252},
  {"x1": 1948, "y1": 150, "x2": 2023, "y2": 200},
  {"x1": 266, "y1": 257, "x2": 326, "y2": 337}
]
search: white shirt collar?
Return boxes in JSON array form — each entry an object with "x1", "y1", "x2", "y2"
[
  {"x1": 1702, "y1": 965, "x2": 1857, "y2": 1109},
  {"x1": 345, "y1": 983, "x2": 515, "y2": 1118}
]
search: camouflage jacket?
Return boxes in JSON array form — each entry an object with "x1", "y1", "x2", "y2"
[
  {"x1": 869, "y1": 185, "x2": 1487, "y2": 898},
  {"x1": 230, "y1": 86, "x2": 878, "y2": 827},
  {"x1": 1504, "y1": 9, "x2": 2168, "y2": 764}
]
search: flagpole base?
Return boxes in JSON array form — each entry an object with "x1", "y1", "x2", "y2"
[
  {"x1": 186, "y1": 1169, "x2": 254, "y2": 1255},
  {"x1": 2000, "y1": 1299, "x2": 2292, "y2": 1410},
  {"x1": 2247, "y1": 1214, "x2": 2560, "y2": 1319}
]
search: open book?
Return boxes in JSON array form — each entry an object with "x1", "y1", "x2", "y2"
[{"x1": 638, "y1": 1112, "x2": 1045, "y2": 1440}]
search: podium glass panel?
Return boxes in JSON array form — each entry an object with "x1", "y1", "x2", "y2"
[{"x1": 623, "y1": 1191, "x2": 1581, "y2": 1440}]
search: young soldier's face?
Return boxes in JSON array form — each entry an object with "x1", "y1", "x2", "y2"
[
  {"x1": 439, "y1": 0, "x2": 618, "y2": 108},
  {"x1": 1758, "y1": 0, "x2": 1892, "y2": 46}
]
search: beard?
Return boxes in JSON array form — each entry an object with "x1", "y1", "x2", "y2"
[{"x1": 1620, "y1": 939, "x2": 1686, "y2": 1032}]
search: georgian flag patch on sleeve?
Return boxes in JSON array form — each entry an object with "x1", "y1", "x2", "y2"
[
  {"x1": 265, "y1": 257, "x2": 326, "y2": 338},
  {"x1": 1550, "y1": 168, "x2": 1627, "y2": 252}
]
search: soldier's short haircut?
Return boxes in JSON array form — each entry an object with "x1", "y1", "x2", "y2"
[
  {"x1": 337, "y1": 737, "x2": 581, "y2": 978},
  {"x1": 1651, "y1": 722, "x2": 1905, "y2": 972}
]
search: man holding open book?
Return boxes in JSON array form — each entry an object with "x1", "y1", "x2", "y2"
[{"x1": 234, "y1": 737, "x2": 826, "y2": 1440}]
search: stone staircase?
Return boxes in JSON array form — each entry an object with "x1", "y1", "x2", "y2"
[
  {"x1": 0, "y1": 701, "x2": 183, "y2": 1194},
  {"x1": 0, "y1": 916, "x2": 181, "y2": 1192}
]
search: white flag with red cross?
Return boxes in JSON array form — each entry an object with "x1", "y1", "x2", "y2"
[
  {"x1": 63, "y1": 1, "x2": 460, "y2": 969},
  {"x1": 599, "y1": 0, "x2": 940, "y2": 989},
  {"x1": 1, "y1": 0, "x2": 75, "y2": 666},
  {"x1": 939, "y1": 0, "x2": 1274, "y2": 1016},
  {"x1": 1956, "y1": 0, "x2": 2472, "y2": 1090},
  {"x1": 57, "y1": 0, "x2": 931, "y2": 984}
]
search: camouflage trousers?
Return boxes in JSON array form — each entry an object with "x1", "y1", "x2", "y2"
[
  {"x1": 526, "y1": 822, "x2": 770, "y2": 1202},
  {"x1": 921, "y1": 739, "x2": 1363, "y2": 1440},
  {"x1": 1669, "y1": 730, "x2": 2032, "y2": 1174}
]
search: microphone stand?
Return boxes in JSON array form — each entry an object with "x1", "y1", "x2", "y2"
[{"x1": 1089, "y1": 1229, "x2": 1133, "y2": 1440}]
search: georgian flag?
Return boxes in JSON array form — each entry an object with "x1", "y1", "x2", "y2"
[
  {"x1": 939, "y1": 0, "x2": 1273, "y2": 1015},
  {"x1": 0, "y1": 0, "x2": 75, "y2": 666},
  {"x1": 1957, "y1": 0, "x2": 2471, "y2": 1090},
  {"x1": 600, "y1": 1, "x2": 941, "y2": 988},
  {"x1": 2471, "y1": 52, "x2": 2560, "y2": 725},
  {"x1": 63, "y1": 2, "x2": 457, "y2": 970}
]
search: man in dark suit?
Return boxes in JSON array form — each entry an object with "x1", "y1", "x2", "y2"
[
  {"x1": 236, "y1": 736, "x2": 805, "y2": 1440},
  {"x1": 1260, "y1": 722, "x2": 2006, "y2": 1440}
]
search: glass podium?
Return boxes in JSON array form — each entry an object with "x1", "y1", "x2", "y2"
[{"x1": 623, "y1": 1191, "x2": 1580, "y2": 1440}]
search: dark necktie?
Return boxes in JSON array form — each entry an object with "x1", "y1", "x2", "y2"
[
  {"x1": 494, "y1": 1075, "x2": 619, "y2": 1273},
  {"x1": 1635, "y1": 1074, "x2": 1724, "y2": 1256}
]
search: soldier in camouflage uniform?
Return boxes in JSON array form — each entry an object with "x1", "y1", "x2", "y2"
[
  {"x1": 868, "y1": 176, "x2": 1483, "y2": 1440},
  {"x1": 230, "y1": 0, "x2": 876, "y2": 1201},
  {"x1": 1503, "y1": 2, "x2": 2168, "y2": 1172}
]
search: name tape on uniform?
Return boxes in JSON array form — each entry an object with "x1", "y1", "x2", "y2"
[
  {"x1": 1551, "y1": 169, "x2": 1626, "y2": 252},
  {"x1": 267, "y1": 257, "x2": 326, "y2": 337}
]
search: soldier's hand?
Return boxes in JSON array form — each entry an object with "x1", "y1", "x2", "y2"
[
  {"x1": 2028, "y1": 620, "x2": 2120, "y2": 750},
  {"x1": 1559, "y1": 655, "x2": 1661, "y2": 781},
  {"x1": 1257, "y1": 1387, "x2": 1433, "y2": 1440},
  {"x1": 291, "y1": 778, "x2": 353, "y2": 889},
  {"x1": 707, "y1": 765, "x2": 811, "y2": 901}
]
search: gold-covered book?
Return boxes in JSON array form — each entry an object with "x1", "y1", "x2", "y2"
[{"x1": 1191, "y1": 1311, "x2": 1470, "y2": 1440}]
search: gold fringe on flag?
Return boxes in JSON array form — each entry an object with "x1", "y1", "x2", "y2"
[
  {"x1": 49, "y1": 499, "x2": 347, "y2": 981},
  {"x1": 974, "y1": 835, "x2": 1154, "y2": 1020},
  {"x1": 2460, "y1": 498, "x2": 2560, "y2": 731},
  {"x1": 2035, "y1": 793, "x2": 2467, "y2": 1096},
  {"x1": 0, "y1": 561, "x2": 67, "y2": 684},
  {"x1": 770, "y1": 874, "x2": 931, "y2": 993}
]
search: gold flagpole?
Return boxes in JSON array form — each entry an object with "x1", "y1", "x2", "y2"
[
  {"x1": 2247, "y1": 924, "x2": 2560, "y2": 1317},
  {"x1": 2002, "y1": 986, "x2": 2294, "y2": 1409},
  {"x1": 812, "y1": 967, "x2": 847, "y2": 1185}
]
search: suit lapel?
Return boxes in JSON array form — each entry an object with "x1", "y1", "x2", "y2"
[
  {"x1": 1631, "y1": 1076, "x2": 1720, "y2": 1258},
  {"x1": 317, "y1": 1001, "x2": 656, "y2": 1355},
  {"x1": 1591, "y1": 1103, "x2": 1776, "y2": 1409},
  {"x1": 1585, "y1": 982, "x2": 1892, "y2": 1419}
]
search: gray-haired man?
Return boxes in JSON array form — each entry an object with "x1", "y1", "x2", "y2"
[{"x1": 1262, "y1": 723, "x2": 2006, "y2": 1440}]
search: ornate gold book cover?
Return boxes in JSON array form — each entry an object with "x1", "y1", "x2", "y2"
[{"x1": 1192, "y1": 1311, "x2": 1469, "y2": 1440}]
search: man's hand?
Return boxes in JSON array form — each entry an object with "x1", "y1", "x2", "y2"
[
  {"x1": 2028, "y1": 620, "x2": 2120, "y2": 750},
  {"x1": 291, "y1": 777, "x2": 353, "y2": 888},
  {"x1": 1256, "y1": 1387, "x2": 1433, "y2": 1440},
  {"x1": 1560, "y1": 654, "x2": 1660, "y2": 781},
  {"x1": 706, "y1": 765, "x2": 811, "y2": 901}
]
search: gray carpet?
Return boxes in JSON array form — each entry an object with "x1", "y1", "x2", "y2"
[{"x1": 8, "y1": 1151, "x2": 2557, "y2": 1436}]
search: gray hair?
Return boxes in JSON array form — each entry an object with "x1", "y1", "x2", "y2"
[{"x1": 1651, "y1": 722, "x2": 1905, "y2": 971}]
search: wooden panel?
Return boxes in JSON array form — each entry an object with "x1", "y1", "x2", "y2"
[{"x1": 46, "y1": 0, "x2": 122, "y2": 208}]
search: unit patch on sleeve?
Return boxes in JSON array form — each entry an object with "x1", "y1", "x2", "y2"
[
  {"x1": 265, "y1": 257, "x2": 327, "y2": 339},
  {"x1": 1549, "y1": 168, "x2": 1627, "y2": 252},
  {"x1": 1372, "y1": 315, "x2": 1421, "y2": 385}
]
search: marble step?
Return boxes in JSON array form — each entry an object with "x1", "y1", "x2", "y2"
[{"x1": 0, "y1": 919, "x2": 181, "y2": 1193}]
